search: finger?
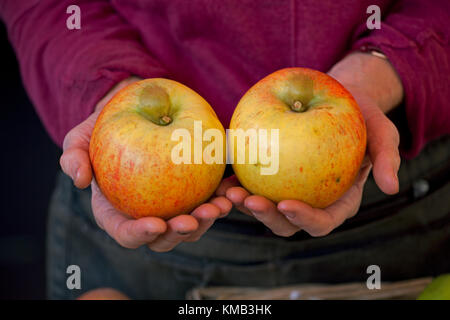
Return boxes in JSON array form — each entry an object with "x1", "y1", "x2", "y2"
[
  {"x1": 62, "y1": 110, "x2": 100, "y2": 151},
  {"x1": 209, "y1": 196, "x2": 233, "y2": 218},
  {"x1": 215, "y1": 175, "x2": 241, "y2": 196},
  {"x1": 147, "y1": 215, "x2": 199, "y2": 252},
  {"x1": 225, "y1": 186, "x2": 253, "y2": 215},
  {"x1": 245, "y1": 195, "x2": 300, "y2": 237},
  {"x1": 91, "y1": 181, "x2": 167, "y2": 248},
  {"x1": 277, "y1": 200, "x2": 334, "y2": 237},
  {"x1": 113, "y1": 217, "x2": 168, "y2": 248},
  {"x1": 60, "y1": 111, "x2": 100, "y2": 188},
  {"x1": 184, "y1": 203, "x2": 221, "y2": 242},
  {"x1": 324, "y1": 163, "x2": 372, "y2": 221},
  {"x1": 277, "y1": 164, "x2": 372, "y2": 237},
  {"x1": 372, "y1": 148, "x2": 400, "y2": 195},
  {"x1": 60, "y1": 147, "x2": 92, "y2": 188},
  {"x1": 365, "y1": 111, "x2": 401, "y2": 195}
]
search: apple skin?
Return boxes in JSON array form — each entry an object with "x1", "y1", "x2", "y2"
[
  {"x1": 77, "y1": 288, "x2": 130, "y2": 300},
  {"x1": 230, "y1": 68, "x2": 367, "y2": 208},
  {"x1": 89, "y1": 78, "x2": 226, "y2": 220}
]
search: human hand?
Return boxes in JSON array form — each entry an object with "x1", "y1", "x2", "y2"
[
  {"x1": 223, "y1": 52, "x2": 404, "y2": 237},
  {"x1": 60, "y1": 76, "x2": 232, "y2": 251}
]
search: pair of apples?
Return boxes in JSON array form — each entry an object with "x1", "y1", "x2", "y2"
[{"x1": 89, "y1": 68, "x2": 367, "y2": 220}]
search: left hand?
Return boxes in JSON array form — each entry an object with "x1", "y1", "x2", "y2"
[
  {"x1": 221, "y1": 52, "x2": 404, "y2": 237},
  {"x1": 60, "y1": 76, "x2": 233, "y2": 251}
]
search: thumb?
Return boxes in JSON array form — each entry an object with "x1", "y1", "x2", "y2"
[
  {"x1": 366, "y1": 110, "x2": 401, "y2": 195},
  {"x1": 60, "y1": 76, "x2": 142, "y2": 188},
  {"x1": 60, "y1": 110, "x2": 100, "y2": 188}
]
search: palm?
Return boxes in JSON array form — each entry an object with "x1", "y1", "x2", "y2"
[
  {"x1": 91, "y1": 178, "x2": 231, "y2": 250},
  {"x1": 59, "y1": 78, "x2": 232, "y2": 251}
]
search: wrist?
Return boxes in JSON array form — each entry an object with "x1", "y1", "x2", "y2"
[
  {"x1": 95, "y1": 76, "x2": 143, "y2": 112},
  {"x1": 328, "y1": 52, "x2": 404, "y2": 113}
]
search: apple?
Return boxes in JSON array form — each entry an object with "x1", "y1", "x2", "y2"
[
  {"x1": 417, "y1": 274, "x2": 450, "y2": 300},
  {"x1": 77, "y1": 288, "x2": 130, "y2": 300},
  {"x1": 230, "y1": 68, "x2": 366, "y2": 208},
  {"x1": 89, "y1": 78, "x2": 226, "y2": 219}
]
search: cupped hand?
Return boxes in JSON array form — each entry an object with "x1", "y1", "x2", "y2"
[
  {"x1": 219, "y1": 159, "x2": 371, "y2": 237},
  {"x1": 222, "y1": 52, "x2": 404, "y2": 237},
  {"x1": 60, "y1": 77, "x2": 232, "y2": 251},
  {"x1": 90, "y1": 178, "x2": 231, "y2": 251}
]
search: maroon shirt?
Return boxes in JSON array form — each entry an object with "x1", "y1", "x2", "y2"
[{"x1": 1, "y1": 0, "x2": 449, "y2": 158}]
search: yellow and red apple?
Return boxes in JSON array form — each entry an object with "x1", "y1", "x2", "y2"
[
  {"x1": 89, "y1": 79, "x2": 226, "y2": 219},
  {"x1": 230, "y1": 68, "x2": 367, "y2": 208}
]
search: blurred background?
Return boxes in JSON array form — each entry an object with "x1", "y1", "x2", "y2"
[{"x1": 0, "y1": 22, "x2": 60, "y2": 299}]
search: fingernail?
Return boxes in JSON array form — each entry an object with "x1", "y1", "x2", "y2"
[
  {"x1": 281, "y1": 210, "x2": 296, "y2": 219},
  {"x1": 177, "y1": 231, "x2": 191, "y2": 236}
]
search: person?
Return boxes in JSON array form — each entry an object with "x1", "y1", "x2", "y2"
[{"x1": 1, "y1": 0, "x2": 449, "y2": 299}]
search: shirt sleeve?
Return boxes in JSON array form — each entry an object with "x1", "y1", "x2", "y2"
[
  {"x1": 352, "y1": 0, "x2": 450, "y2": 159},
  {"x1": 0, "y1": 0, "x2": 168, "y2": 146}
]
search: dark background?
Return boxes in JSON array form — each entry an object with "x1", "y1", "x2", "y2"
[{"x1": 0, "y1": 23, "x2": 61, "y2": 299}]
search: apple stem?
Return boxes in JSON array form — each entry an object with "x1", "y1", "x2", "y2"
[
  {"x1": 160, "y1": 115, "x2": 172, "y2": 125},
  {"x1": 292, "y1": 100, "x2": 308, "y2": 112}
]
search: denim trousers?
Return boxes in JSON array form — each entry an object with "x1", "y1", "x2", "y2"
[{"x1": 46, "y1": 137, "x2": 450, "y2": 299}]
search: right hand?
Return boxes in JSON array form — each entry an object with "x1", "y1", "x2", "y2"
[{"x1": 59, "y1": 77, "x2": 232, "y2": 252}]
